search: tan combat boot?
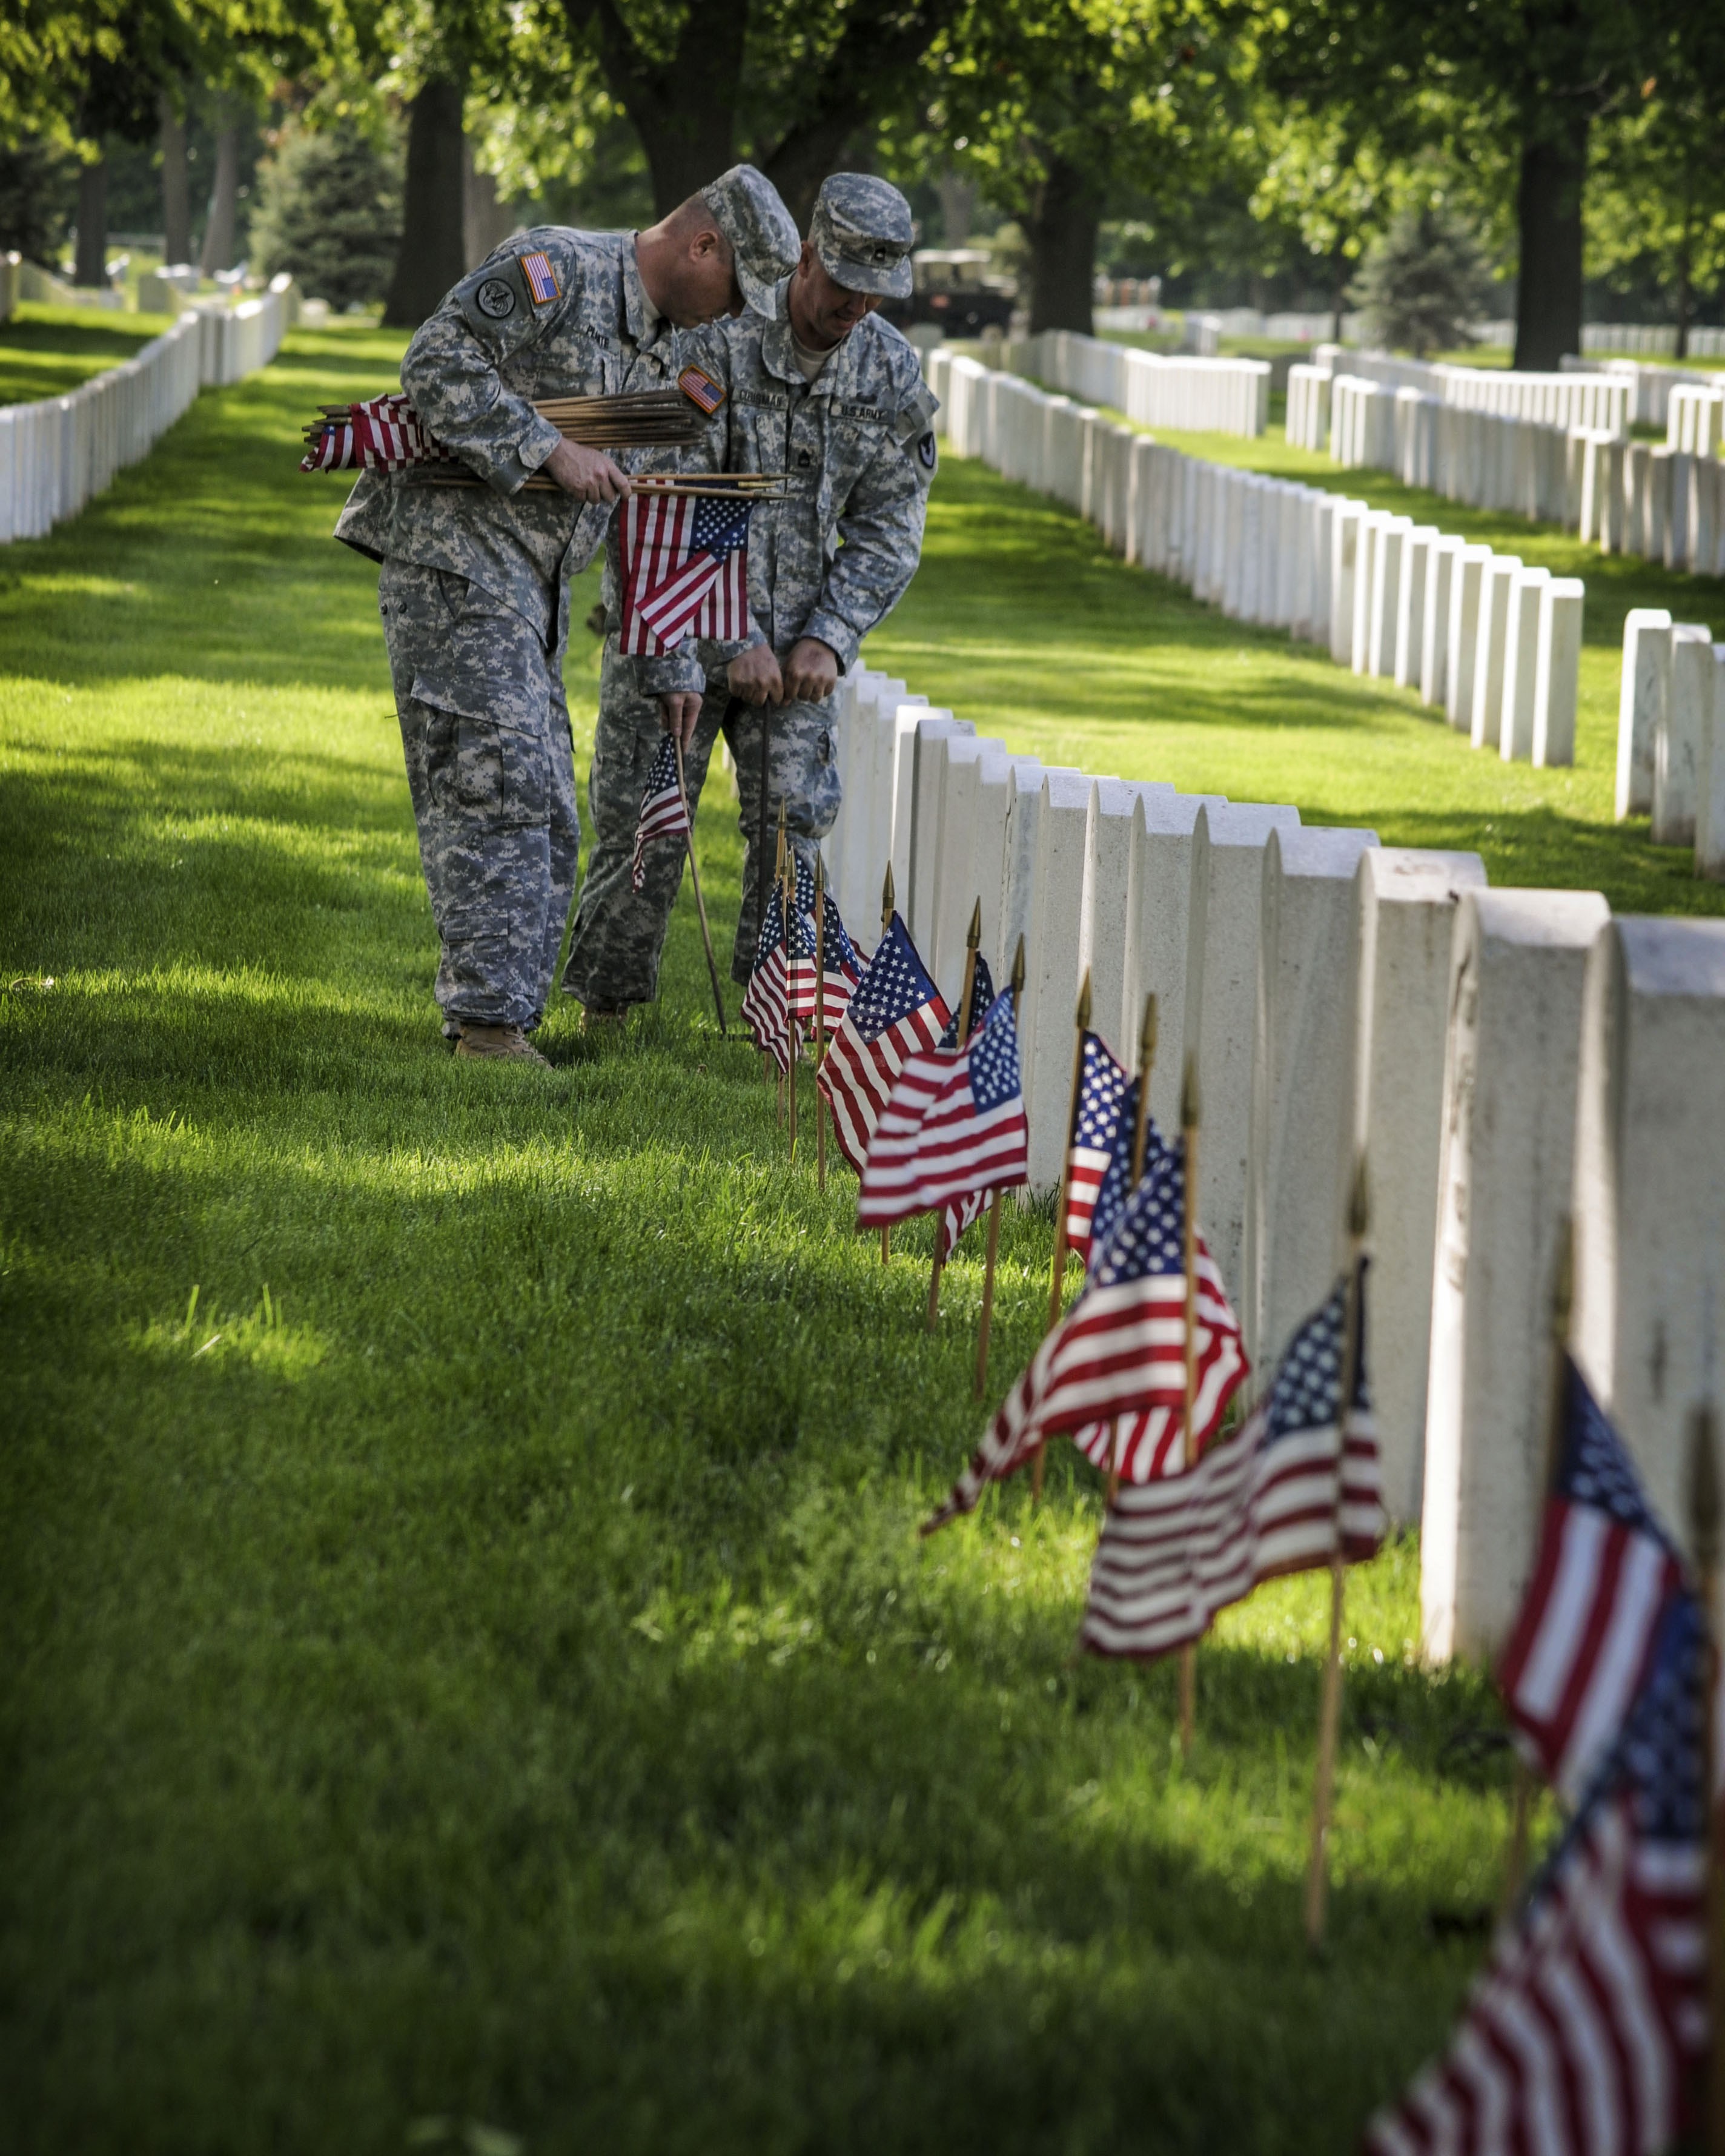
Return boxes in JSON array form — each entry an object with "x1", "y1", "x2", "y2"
[{"x1": 454, "y1": 1022, "x2": 551, "y2": 1067}]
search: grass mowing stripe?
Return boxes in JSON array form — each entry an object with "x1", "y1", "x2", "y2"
[{"x1": 4, "y1": 320, "x2": 1528, "y2": 2154}]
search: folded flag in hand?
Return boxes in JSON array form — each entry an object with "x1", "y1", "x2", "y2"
[
  {"x1": 857, "y1": 990, "x2": 1027, "y2": 1229},
  {"x1": 1078, "y1": 1261, "x2": 1378, "y2": 1658},
  {"x1": 1365, "y1": 1590, "x2": 1708, "y2": 2156},
  {"x1": 631, "y1": 733, "x2": 690, "y2": 893},
  {"x1": 925, "y1": 1138, "x2": 1247, "y2": 1532},
  {"x1": 1496, "y1": 1356, "x2": 1686, "y2": 1807},
  {"x1": 817, "y1": 914, "x2": 950, "y2": 1176},
  {"x1": 618, "y1": 492, "x2": 752, "y2": 655}
]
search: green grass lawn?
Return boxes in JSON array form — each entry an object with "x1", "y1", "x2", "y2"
[
  {"x1": 0, "y1": 299, "x2": 184, "y2": 406},
  {"x1": 0, "y1": 322, "x2": 1595, "y2": 2155}
]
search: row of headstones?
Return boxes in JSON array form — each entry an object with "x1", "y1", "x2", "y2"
[
  {"x1": 1580, "y1": 325, "x2": 1725, "y2": 362},
  {"x1": 1295, "y1": 348, "x2": 1631, "y2": 431},
  {"x1": 928, "y1": 350, "x2": 1584, "y2": 768},
  {"x1": 1617, "y1": 610, "x2": 1725, "y2": 876},
  {"x1": 0, "y1": 275, "x2": 299, "y2": 544},
  {"x1": 820, "y1": 672, "x2": 1725, "y2": 1656},
  {"x1": 1290, "y1": 366, "x2": 1725, "y2": 579},
  {"x1": 971, "y1": 329, "x2": 1271, "y2": 439},
  {"x1": 1562, "y1": 352, "x2": 1725, "y2": 429}
]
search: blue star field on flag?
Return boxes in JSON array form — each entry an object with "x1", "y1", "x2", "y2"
[{"x1": 939, "y1": 953, "x2": 996, "y2": 1047}]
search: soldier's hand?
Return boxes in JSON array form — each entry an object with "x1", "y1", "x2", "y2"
[
  {"x1": 783, "y1": 638, "x2": 839, "y2": 704},
  {"x1": 542, "y1": 438, "x2": 631, "y2": 503},
  {"x1": 726, "y1": 643, "x2": 784, "y2": 708},
  {"x1": 658, "y1": 691, "x2": 704, "y2": 749}
]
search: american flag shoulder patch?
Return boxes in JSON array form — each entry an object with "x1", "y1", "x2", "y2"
[
  {"x1": 520, "y1": 251, "x2": 560, "y2": 306},
  {"x1": 678, "y1": 365, "x2": 726, "y2": 415}
]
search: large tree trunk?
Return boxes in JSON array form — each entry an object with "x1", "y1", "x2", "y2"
[
  {"x1": 567, "y1": 0, "x2": 744, "y2": 217},
  {"x1": 1026, "y1": 154, "x2": 1101, "y2": 336},
  {"x1": 1512, "y1": 102, "x2": 1587, "y2": 371},
  {"x1": 199, "y1": 114, "x2": 241, "y2": 275},
  {"x1": 463, "y1": 145, "x2": 517, "y2": 271},
  {"x1": 936, "y1": 173, "x2": 975, "y2": 247},
  {"x1": 74, "y1": 148, "x2": 108, "y2": 287},
  {"x1": 384, "y1": 79, "x2": 469, "y2": 328},
  {"x1": 159, "y1": 96, "x2": 190, "y2": 265}
]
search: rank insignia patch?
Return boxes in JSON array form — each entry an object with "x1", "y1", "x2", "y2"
[
  {"x1": 520, "y1": 251, "x2": 560, "y2": 306},
  {"x1": 678, "y1": 365, "x2": 726, "y2": 415}
]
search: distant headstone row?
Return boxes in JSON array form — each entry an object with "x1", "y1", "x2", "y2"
[
  {"x1": 821, "y1": 669, "x2": 1725, "y2": 1665},
  {"x1": 926, "y1": 344, "x2": 1584, "y2": 768},
  {"x1": 0, "y1": 273, "x2": 300, "y2": 545},
  {"x1": 1290, "y1": 343, "x2": 1725, "y2": 578}
]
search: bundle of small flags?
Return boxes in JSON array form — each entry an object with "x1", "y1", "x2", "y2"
[
  {"x1": 300, "y1": 385, "x2": 712, "y2": 474},
  {"x1": 631, "y1": 734, "x2": 690, "y2": 893},
  {"x1": 1363, "y1": 1360, "x2": 1707, "y2": 2156},
  {"x1": 924, "y1": 1134, "x2": 1248, "y2": 1532}
]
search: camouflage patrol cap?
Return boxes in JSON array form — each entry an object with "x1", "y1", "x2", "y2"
[
  {"x1": 810, "y1": 174, "x2": 915, "y2": 299},
  {"x1": 700, "y1": 165, "x2": 801, "y2": 320}
]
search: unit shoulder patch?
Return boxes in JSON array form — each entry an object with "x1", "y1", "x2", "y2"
[{"x1": 475, "y1": 276, "x2": 517, "y2": 321}]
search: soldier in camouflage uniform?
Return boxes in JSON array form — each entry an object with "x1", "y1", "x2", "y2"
[
  {"x1": 335, "y1": 167, "x2": 800, "y2": 1062},
  {"x1": 563, "y1": 173, "x2": 939, "y2": 1016}
]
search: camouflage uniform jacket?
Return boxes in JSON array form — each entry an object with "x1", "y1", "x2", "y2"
[
  {"x1": 632, "y1": 294, "x2": 938, "y2": 695},
  {"x1": 336, "y1": 228, "x2": 683, "y2": 647}
]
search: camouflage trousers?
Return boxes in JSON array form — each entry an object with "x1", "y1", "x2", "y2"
[
  {"x1": 562, "y1": 648, "x2": 841, "y2": 1006},
  {"x1": 379, "y1": 557, "x2": 580, "y2": 1031}
]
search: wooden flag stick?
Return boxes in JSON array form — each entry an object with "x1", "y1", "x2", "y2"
[
  {"x1": 673, "y1": 735, "x2": 727, "y2": 1037},
  {"x1": 782, "y1": 835, "x2": 797, "y2": 1162},
  {"x1": 1686, "y1": 1400, "x2": 1725, "y2": 2156},
  {"x1": 758, "y1": 709, "x2": 775, "y2": 1091},
  {"x1": 1178, "y1": 1053, "x2": 1204, "y2": 1754},
  {"x1": 1034, "y1": 971, "x2": 1092, "y2": 1506},
  {"x1": 974, "y1": 935, "x2": 1025, "y2": 1402},
  {"x1": 1500, "y1": 1220, "x2": 1574, "y2": 1916},
  {"x1": 1106, "y1": 994, "x2": 1159, "y2": 1509},
  {"x1": 1303, "y1": 1154, "x2": 1371, "y2": 1951},
  {"x1": 813, "y1": 855, "x2": 827, "y2": 1194},
  {"x1": 773, "y1": 805, "x2": 788, "y2": 1117},
  {"x1": 927, "y1": 899, "x2": 982, "y2": 1333},
  {"x1": 880, "y1": 861, "x2": 895, "y2": 1266}
]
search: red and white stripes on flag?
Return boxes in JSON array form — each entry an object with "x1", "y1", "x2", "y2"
[
  {"x1": 1366, "y1": 1592, "x2": 1709, "y2": 2156},
  {"x1": 631, "y1": 734, "x2": 690, "y2": 893},
  {"x1": 855, "y1": 996, "x2": 1028, "y2": 1229},
  {"x1": 1078, "y1": 1269, "x2": 1380, "y2": 1659},
  {"x1": 617, "y1": 492, "x2": 750, "y2": 656},
  {"x1": 1067, "y1": 1234, "x2": 1237, "y2": 1484},
  {"x1": 924, "y1": 1139, "x2": 1247, "y2": 1533},
  {"x1": 816, "y1": 916, "x2": 950, "y2": 1177},
  {"x1": 1496, "y1": 1357, "x2": 1687, "y2": 1808},
  {"x1": 299, "y1": 393, "x2": 453, "y2": 474}
]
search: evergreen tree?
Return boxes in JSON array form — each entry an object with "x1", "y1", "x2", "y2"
[
  {"x1": 249, "y1": 119, "x2": 401, "y2": 310},
  {"x1": 1349, "y1": 202, "x2": 1495, "y2": 356}
]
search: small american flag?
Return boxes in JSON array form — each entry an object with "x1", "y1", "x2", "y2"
[
  {"x1": 784, "y1": 855, "x2": 861, "y2": 1033},
  {"x1": 1065, "y1": 1033, "x2": 1131, "y2": 1263},
  {"x1": 520, "y1": 250, "x2": 560, "y2": 305},
  {"x1": 741, "y1": 882, "x2": 810, "y2": 1074},
  {"x1": 933, "y1": 956, "x2": 998, "y2": 1259},
  {"x1": 816, "y1": 915, "x2": 950, "y2": 1176},
  {"x1": 1078, "y1": 1264, "x2": 1379, "y2": 1658},
  {"x1": 925, "y1": 1140, "x2": 1249, "y2": 1532},
  {"x1": 856, "y1": 993, "x2": 1028, "y2": 1229},
  {"x1": 618, "y1": 493, "x2": 753, "y2": 656},
  {"x1": 1496, "y1": 1358, "x2": 1685, "y2": 1807},
  {"x1": 299, "y1": 392, "x2": 454, "y2": 474},
  {"x1": 1365, "y1": 1590, "x2": 1708, "y2": 2156},
  {"x1": 631, "y1": 734, "x2": 690, "y2": 893}
]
